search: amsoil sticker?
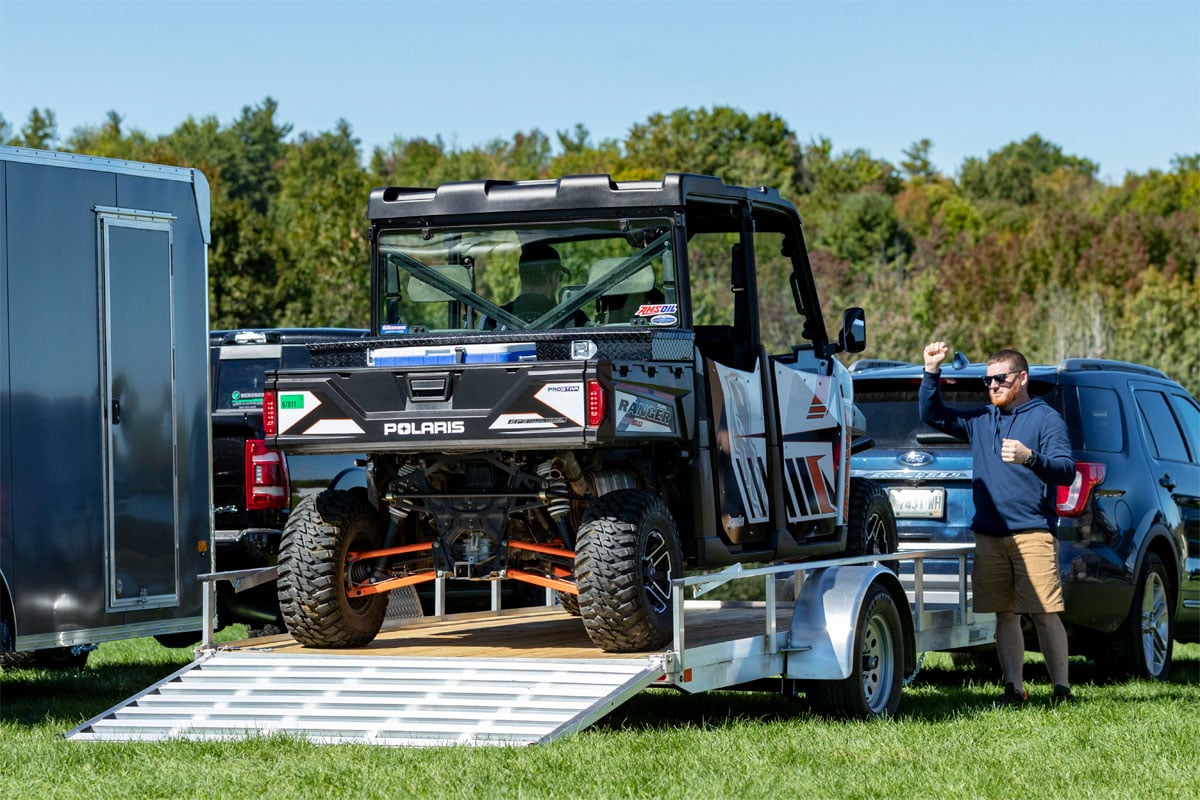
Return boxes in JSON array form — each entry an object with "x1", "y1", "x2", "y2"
[{"x1": 635, "y1": 303, "x2": 678, "y2": 317}]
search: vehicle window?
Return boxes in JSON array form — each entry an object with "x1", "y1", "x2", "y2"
[
  {"x1": 1167, "y1": 392, "x2": 1200, "y2": 464},
  {"x1": 376, "y1": 219, "x2": 674, "y2": 333},
  {"x1": 686, "y1": 229, "x2": 738, "y2": 329},
  {"x1": 854, "y1": 386, "x2": 987, "y2": 448},
  {"x1": 751, "y1": 208, "x2": 822, "y2": 356},
  {"x1": 1061, "y1": 385, "x2": 1124, "y2": 453},
  {"x1": 1134, "y1": 389, "x2": 1190, "y2": 463},
  {"x1": 214, "y1": 358, "x2": 276, "y2": 410}
]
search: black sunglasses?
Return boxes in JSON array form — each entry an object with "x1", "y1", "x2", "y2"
[{"x1": 983, "y1": 371, "x2": 1020, "y2": 387}]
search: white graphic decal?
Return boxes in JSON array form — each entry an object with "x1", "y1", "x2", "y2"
[
  {"x1": 489, "y1": 413, "x2": 559, "y2": 431},
  {"x1": 278, "y1": 391, "x2": 319, "y2": 433},
  {"x1": 303, "y1": 418, "x2": 365, "y2": 435},
  {"x1": 534, "y1": 382, "x2": 585, "y2": 426}
]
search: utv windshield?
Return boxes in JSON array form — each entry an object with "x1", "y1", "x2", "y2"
[{"x1": 376, "y1": 219, "x2": 676, "y2": 334}]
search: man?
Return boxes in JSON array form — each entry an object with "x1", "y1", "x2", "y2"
[
  {"x1": 920, "y1": 342, "x2": 1077, "y2": 704},
  {"x1": 506, "y1": 242, "x2": 587, "y2": 326}
]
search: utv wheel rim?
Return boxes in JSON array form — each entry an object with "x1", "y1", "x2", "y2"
[
  {"x1": 1141, "y1": 570, "x2": 1169, "y2": 676},
  {"x1": 866, "y1": 511, "x2": 889, "y2": 555},
  {"x1": 862, "y1": 613, "x2": 897, "y2": 715},
  {"x1": 642, "y1": 528, "x2": 674, "y2": 615}
]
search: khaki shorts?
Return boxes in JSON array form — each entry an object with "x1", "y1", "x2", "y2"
[{"x1": 972, "y1": 531, "x2": 1064, "y2": 614}]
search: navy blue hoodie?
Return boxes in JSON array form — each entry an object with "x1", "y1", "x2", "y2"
[{"x1": 919, "y1": 371, "x2": 1075, "y2": 536}]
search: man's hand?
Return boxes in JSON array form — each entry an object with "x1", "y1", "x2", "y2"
[
  {"x1": 1000, "y1": 438, "x2": 1032, "y2": 465},
  {"x1": 923, "y1": 341, "x2": 949, "y2": 373}
]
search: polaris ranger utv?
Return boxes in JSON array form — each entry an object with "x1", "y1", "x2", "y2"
[{"x1": 265, "y1": 174, "x2": 894, "y2": 653}]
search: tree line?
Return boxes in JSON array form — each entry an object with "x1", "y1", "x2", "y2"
[{"x1": 4, "y1": 100, "x2": 1197, "y2": 395}]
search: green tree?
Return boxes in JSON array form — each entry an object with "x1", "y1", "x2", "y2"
[
  {"x1": 959, "y1": 134, "x2": 1098, "y2": 206},
  {"x1": 900, "y1": 138, "x2": 938, "y2": 180},
  {"x1": 8, "y1": 107, "x2": 59, "y2": 149},
  {"x1": 624, "y1": 106, "x2": 798, "y2": 190},
  {"x1": 270, "y1": 120, "x2": 371, "y2": 327}
]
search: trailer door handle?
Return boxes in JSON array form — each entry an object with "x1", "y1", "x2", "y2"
[{"x1": 112, "y1": 398, "x2": 121, "y2": 425}]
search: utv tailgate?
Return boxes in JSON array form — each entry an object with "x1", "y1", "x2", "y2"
[{"x1": 269, "y1": 363, "x2": 590, "y2": 453}]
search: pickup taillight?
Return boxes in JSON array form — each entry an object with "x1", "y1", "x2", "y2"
[
  {"x1": 1056, "y1": 461, "x2": 1105, "y2": 517},
  {"x1": 245, "y1": 439, "x2": 289, "y2": 510}
]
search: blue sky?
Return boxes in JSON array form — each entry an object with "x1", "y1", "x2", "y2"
[{"x1": 2, "y1": 0, "x2": 1197, "y2": 183}]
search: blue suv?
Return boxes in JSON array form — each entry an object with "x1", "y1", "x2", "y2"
[{"x1": 850, "y1": 357, "x2": 1199, "y2": 680}]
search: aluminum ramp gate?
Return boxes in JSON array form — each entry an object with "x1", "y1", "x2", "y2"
[{"x1": 66, "y1": 650, "x2": 665, "y2": 747}]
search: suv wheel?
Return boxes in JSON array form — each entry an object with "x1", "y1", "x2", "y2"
[
  {"x1": 1095, "y1": 551, "x2": 1174, "y2": 681},
  {"x1": 278, "y1": 490, "x2": 388, "y2": 648},
  {"x1": 575, "y1": 489, "x2": 682, "y2": 653}
]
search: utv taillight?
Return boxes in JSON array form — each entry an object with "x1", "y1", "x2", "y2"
[
  {"x1": 262, "y1": 390, "x2": 277, "y2": 436},
  {"x1": 1057, "y1": 462, "x2": 1106, "y2": 517},
  {"x1": 245, "y1": 439, "x2": 289, "y2": 510},
  {"x1": 586, "y1": 379, "x2": 605, "y2": 427}
]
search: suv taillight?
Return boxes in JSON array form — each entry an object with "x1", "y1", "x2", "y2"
[
  {"x1": 1057, "y1": 462, "x2": 1105, "y2": 517},
  {"x1": 262, "y1": 390, "x2": 277, "y2": 436},
  {"x1": 587, "y1": 379, "x2": 605, "y2": 427},
  {"x1": 245, "y1": 439, "x2": 289, "y2": 510}
]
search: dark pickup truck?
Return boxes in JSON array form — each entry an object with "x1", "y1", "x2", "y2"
[{"x1": 210, "y1": 328, "x2": 369, "y2": 632}]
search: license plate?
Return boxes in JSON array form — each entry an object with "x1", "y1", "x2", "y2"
[{"x1": 888, "y1": 487, "x2": 946, "y2": 519}]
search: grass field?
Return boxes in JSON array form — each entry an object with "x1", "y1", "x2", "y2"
[{"x1": 2, "y1": 630, "x2": 1197, "y2": 800}]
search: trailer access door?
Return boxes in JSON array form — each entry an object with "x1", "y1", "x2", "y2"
[{"x1": 100, "y1": 211, "x2": 181, "y2": 609}]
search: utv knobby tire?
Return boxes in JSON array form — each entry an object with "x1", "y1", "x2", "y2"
[
  {"x1": 556, "y1": 591, "x2": 581, "y2": 616},
  {"x1": 846, "y1": 479, "x2": 897, "y2": 562},
  {"x1": 278, "y1": 490, "x2": 387, "y2": 648},
  {"x1": 575, "y1": 490, "x2": 682, "y2": 653}
]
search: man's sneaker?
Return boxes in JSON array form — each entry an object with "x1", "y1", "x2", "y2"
[
  {"x1": 995, "y1": 683, "x2": 1029, "y2": 706},
  {"x1": 1051, "y1": 684, "x2": 1076, "y2": 705}
]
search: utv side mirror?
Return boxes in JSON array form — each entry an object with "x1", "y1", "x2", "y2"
[{"x1": 838, "y1": 307, "x2": 866, "y2": 353}]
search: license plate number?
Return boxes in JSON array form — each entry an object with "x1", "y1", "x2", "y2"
[{"x1": 888, "y1": 487, "x2": 946, "y2": 519}]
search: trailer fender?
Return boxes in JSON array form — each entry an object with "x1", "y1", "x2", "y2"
[{"x1": 785, "y1": 565, "x2": 916, "y2": 680}]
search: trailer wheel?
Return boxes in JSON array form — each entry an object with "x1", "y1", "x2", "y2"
[
  {"x1": 1095, "y1": 552, "x2": 1174, "y2": 681},
  {"x1": 846, "y1": 479, "x2": 897, "y2": 562},
  {"x1": 576, "y1": 490, "x2": 682, "y2": 653},
  {"x1": 809, "y1": 583, "x2": 905, "y2": 720},
  {"x1": 278, "y1": 490, "x2": 387, "y2": 648}
]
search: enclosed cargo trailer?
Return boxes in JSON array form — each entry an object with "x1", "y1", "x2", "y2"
[{"x1": 0, "y1": 146, "x2": 212, "y2": 666}]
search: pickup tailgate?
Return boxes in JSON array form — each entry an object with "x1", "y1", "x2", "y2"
[{"x1": 269, "y1": 363, "x2": 590, "y2": 453}]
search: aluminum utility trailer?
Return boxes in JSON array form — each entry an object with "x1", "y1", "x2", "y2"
[
  {"x1": 0, "y1": 147, "x2": 212, "y2": 664},
  {"x1": 68, "y1": 548, "x2": 993, "y2": 745}
]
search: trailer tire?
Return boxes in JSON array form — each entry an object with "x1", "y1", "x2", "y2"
[
  {"x1": 1094, "y1": 552, "x2": 1174, "y2": 681},
  {"x1": 576, "y1": 490, "x2": 682, "y2": 653},
  {"x1": 278, "y1": 490, "x2": 388, "y2": 648},
  {"x1": 846, "y1": 479, "x2": 897, "y2": 563},
  {"x1": 809, "y1": 582, "x2": 904, "y2": 719}
]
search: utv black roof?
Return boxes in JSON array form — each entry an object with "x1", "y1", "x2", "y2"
[{"x1": 366, "y1": 173, "x2": 793, "y2": 221}]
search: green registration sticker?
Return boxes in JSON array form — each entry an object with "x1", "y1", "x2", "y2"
[{"x1": 280, "y1": 394, "x2": 305, "y2": 410}]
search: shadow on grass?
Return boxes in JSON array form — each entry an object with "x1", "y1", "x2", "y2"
[
  {"x1": 0, "y1": 659, "x2": 191, "y2": 727},
  {"x1": 593, "y1": 647, "x2": 1200, "y2": 731}
]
